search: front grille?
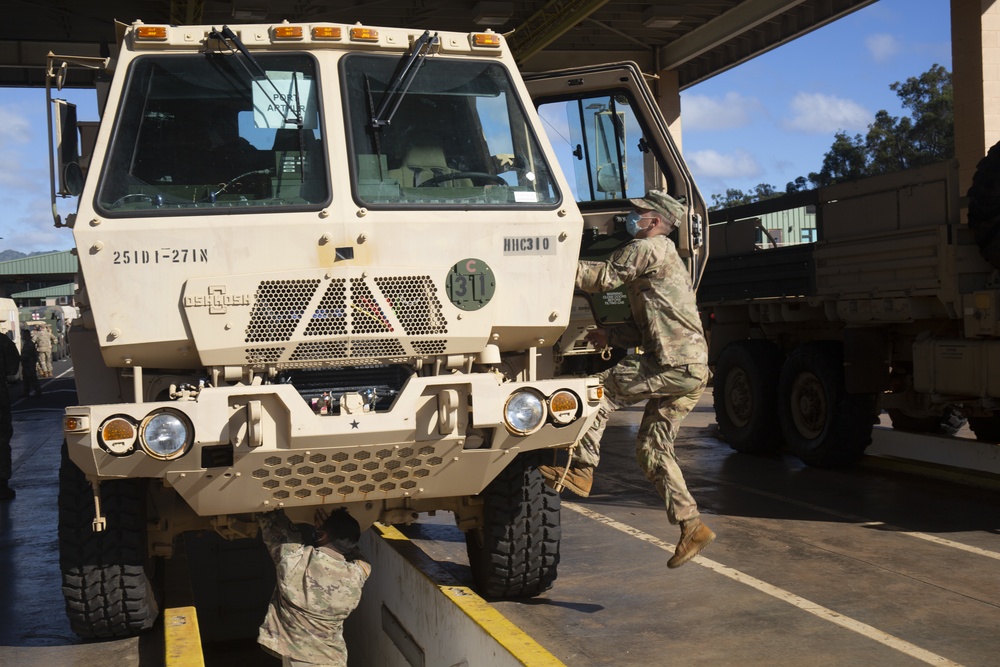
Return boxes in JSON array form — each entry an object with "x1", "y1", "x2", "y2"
[
  {"x1": 252, "y1": 445, "x2": 446, "y2": 500},
  {"x1": 242, "y1": 275, "x2": 449, "y2": 367}
]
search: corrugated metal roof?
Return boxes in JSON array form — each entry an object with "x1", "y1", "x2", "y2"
[
  {"x1": 0, "y1": 250, "x2": 78, "y2": 276},
  {"x1": 10, "y1": 282, "x2": 76, "y2": 299}
]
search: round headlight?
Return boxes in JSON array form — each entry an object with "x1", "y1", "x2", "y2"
[
  {"x1": 140, "y1": 410, "x2": 193, "y2": 460},
  {"x1": 503, "y1": 390, "x2": 546, "y2": 435}
]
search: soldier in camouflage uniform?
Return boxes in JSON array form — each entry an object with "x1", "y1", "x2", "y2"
[
  {"x1": 32, "y1": 323, "x2": 56, "y2": 378},
  {"x1": 540, "y1": 189, "x2": 715, "y2": 568},
  {"x1": 258, "y1": 507, "x2": 371, "y2": 667}
]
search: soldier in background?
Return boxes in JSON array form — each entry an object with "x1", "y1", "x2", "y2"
[
  {"x1": 0, "y1": 331, "x2": 21, "y2": 500},
  {"x1": 32, "y1": 323, "x2": 56, "y2": 378},
  {"x1": 539, "y1": 189, "x2": 716, "y2": 569},
  {"x1": 20, "y1": 330, "x2": 40, "y2": 397},
  {"x1": 258, "y1": 507, "x2": 371, "y2": 667}
]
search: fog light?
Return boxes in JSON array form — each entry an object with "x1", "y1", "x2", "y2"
[{"x1": 99, "y1": 416, "x2": 138, "y2": 456}]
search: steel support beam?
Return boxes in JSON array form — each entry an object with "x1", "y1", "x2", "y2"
[{"x1": 508, "y1": 0, "x2": 612, "y2": 65}]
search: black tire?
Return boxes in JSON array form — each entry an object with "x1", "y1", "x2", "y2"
[
  {"x1": 465, "y1": 452, "x2": 560, "y2": 599},
  {"x1": 967, "y1": 140, "x2": 1000, "y2": 269},
  {"x1": 887, "y1": 406, "x2": 967, "y2": 436},
  {"x1": 968, "y1": 415, "x2": 1000, "y2": 442},
  {"x1": 58, "y1": 443, "x2": 159, "y2": 639},
  {"x1": 777, "y1": 342, "x2": 877, "y2": 467},
  {"x1": 713, "y1": 340, "x2": 784, "y2": 453}
]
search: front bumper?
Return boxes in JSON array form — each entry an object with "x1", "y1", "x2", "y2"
[{"x1": 65, "y1": 373, "x2": 601, "y2": 515}]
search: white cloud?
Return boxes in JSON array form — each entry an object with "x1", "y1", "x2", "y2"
[
  {"x1": 866, "y1": 33, "x2": 901, "y2": 63},
  {"x1": 0, "y1": 106, "x2": 30, "y2": 147},
  {"x1": 783, "y1": 93, "x2": 871, "y2": 134},
  {"x1": 682, "y1": 92, "x2": 762, "y2": 130},
  {"x1": 687, "y1": 149, "x2": 762, "y2": 179}
]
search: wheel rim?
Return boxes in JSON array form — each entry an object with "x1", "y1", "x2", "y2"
[
  {"x1": 724, "y1": 367, "x2": 753, "y2": 428},
  {"x1": 790, "y1": 371, "x2": 827, "y2": 439}
]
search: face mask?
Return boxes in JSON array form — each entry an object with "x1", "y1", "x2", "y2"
[{"x1": 626, "y1": 210, "x2": 650, "y2": 237}]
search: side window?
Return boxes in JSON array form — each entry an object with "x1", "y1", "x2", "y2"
[{"x1": 537, "y1": 93, "x2": 659, "y2": 205}]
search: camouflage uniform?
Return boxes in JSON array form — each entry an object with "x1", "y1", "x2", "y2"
[
  {"x1": 574, "y1": 233, "x2": 709, "y2": 524},
  {"x1": 257, "y1": 510, "x2": 371, "y2": 667},
  {"x1": 0, "y1": 333, "x2": 20, "y2": 496},
  {"x1": 32, "y1": 324, "x2": 56, "y2": 377}
]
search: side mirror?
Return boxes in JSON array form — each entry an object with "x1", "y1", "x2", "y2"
[{"x1": 54, "y1": 99, "x2": 83, "y2": 196}]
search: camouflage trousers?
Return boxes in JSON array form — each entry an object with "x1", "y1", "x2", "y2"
[{"x1": 572, "y1": 355, "x2": 708, "y2": 524}]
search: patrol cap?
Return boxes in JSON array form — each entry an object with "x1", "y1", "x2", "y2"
[{"x1": 628, "y1": 189, "x2": 687, "y2": 229}]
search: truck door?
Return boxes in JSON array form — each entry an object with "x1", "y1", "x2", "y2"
[{"x1": 523, "y1": 62, "x2": 708, "y2": 288}]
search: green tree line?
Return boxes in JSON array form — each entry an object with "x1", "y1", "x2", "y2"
[{"x1": 709, "y1": 64, "x2": 953, "y2": 210}]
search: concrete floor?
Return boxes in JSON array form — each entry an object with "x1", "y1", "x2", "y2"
[{"x1": 2, "y1": 367, "x2": 999, "y2": 666}]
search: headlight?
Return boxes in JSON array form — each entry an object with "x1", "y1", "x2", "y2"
[
  {"x1": 503, "y1": 390, "x2": 546, "y2": 435},
  {"x1": 548, "y1": 390, "x2": 580, "y2": 425},
  {"x1": 140, "y1": 410, "x2": 193, "y2": 460}
]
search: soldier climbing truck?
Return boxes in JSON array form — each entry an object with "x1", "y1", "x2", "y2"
[
  {"x1": 701, "y1": 152, "x2": 1000, "y2": 468},
  {"x1": 48, "y1": 20, "x2": 707, "y2": 638}
]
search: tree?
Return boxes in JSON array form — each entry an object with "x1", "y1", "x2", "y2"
[{"x1": 708, "y1": 64, "x2": 954, "y2": 205}]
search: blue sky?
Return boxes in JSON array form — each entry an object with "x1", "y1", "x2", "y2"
[
  {"x1": 0, "y1": 0, "x2": 954, "y2": 253},
  {"x1": 680, "y1": 0, "x2": 952, "y2": 202}
]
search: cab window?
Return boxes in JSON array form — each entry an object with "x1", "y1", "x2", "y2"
[
  {"x1": 97, "y1": 53, "x2": 328, "y2": 215},
  {"x1": 343, "y1": 54, "x2": 560, "y2": 208},
  {"x1": 536, "y1": 92, "x2": 668, "y2": 205}
]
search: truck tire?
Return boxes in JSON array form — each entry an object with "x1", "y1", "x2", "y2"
[
  {"x1": 713, "y1": 340, "x2": 784, "y2": 453},
  {"x1": 777, "y1": 342, "x2": 876, "y2": 467},
  {"x1": 887, "y1": 406, "x2": 966, "y2": 436},
  {"x1": 967, "y1": 140, "x2": 1000, "y2": 269},
  {"x1": 465, "y1": 452, "x2": 560, "y2": 599},
  {"x1": 968, "y1": 415, "x2": 1000, "y2": 442},
  {"x1": 58, "y1": 443, "x2": 159, "y2": 639}
]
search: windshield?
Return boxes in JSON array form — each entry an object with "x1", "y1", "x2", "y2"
[
  {"x1": 343, "y1": 54, "x2": 560, "y2": 208},
  {"x1": 97, "y1": 53, "x2": 328, "y2": 215}
]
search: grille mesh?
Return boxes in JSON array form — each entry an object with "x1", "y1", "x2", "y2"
[
  {"x1": 242, "y1": 275, "x2": 449, "y2": 365},
  {"x1": 252, "y1": 445, "x2": 445, "y2": 500}
]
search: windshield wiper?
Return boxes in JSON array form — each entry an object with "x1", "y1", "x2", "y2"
[
  {"x1": 208, "y1": 25, "x2": 304, "y2": 129},
  {"x1": 371, "y1": 30, "x2": 439, "y2": 130}
]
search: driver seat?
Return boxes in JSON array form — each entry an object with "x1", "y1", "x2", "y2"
[{"x1": 394, "y1": 143, "x2": 471, "y2": 187}]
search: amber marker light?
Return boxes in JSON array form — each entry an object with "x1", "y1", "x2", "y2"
[
  {"x1": 99, "y1": 416, "x2": 139, "y2": 456},
  {"x1": 472, "y1": 33, "x2": 501, "y2": 47},
  {"x1": 64, "y1": 415, "x2": 90, "y2": 432},
  {"x1": 548, "y1": 390, "x2": 580, "y2": 425},
  {"x1": 135, "y1": 26, "x2": 168, "y2": 40},
  {"x1": 273, "y1": 26, "x2": 304, "y2": 40},
  {"x1": 312, "y1": 26, "x2": 342, "y2": 40},
  {"x1": 350, "y1": 27, "x2": 379, "y2": 42}
]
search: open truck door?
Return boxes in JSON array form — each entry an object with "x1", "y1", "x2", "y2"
[{"x1": 524, "y1": 62, "x2": 708, "y2": 373}]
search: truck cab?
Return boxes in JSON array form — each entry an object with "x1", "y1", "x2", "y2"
[{"x1": 49, "y1": 21, "x2": 704, "y2": 639}]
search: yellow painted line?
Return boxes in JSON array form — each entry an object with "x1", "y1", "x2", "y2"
[
  {"x1": 164, "y1": 606, "x2": 205, "y2": 667},
  {"x1": 375, "y1": 523, "x2": 566, "y2": 667}
]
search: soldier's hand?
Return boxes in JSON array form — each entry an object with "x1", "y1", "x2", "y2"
[
  {"x1": 584, "y1": 327, "x2": 608, "y2": 350},
  {"x1": 313, "y1": 508, "x2": 329, "y2": 527}
]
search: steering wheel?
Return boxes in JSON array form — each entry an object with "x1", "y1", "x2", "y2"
[{"x1": 418, "y1": 171, "x2": 508, "y2": 187}]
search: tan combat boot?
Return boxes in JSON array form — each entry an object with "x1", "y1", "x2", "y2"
[
  {"x1": 538, "y1": 464, "x2": 594, "y2": 497},
  {"x1": 668, "y1": 518, "x2": 715, "y2": 568}
]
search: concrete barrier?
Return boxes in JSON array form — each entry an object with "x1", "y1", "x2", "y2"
[{"x1": 346, "y1": 524, "x2": 565, "y2": 667}]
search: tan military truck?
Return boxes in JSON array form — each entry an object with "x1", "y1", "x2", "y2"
[
  {"x1": 47, "y1": 21, "x2": 707, "y2": 638},
  {"x1": 701, "y1": 155, "x2": 1000, "y2": 467}
]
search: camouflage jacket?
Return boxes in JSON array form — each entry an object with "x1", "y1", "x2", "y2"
[
  {"x1": 576, "y1": 235, "x2": 707, "y2": 368},
  {"x1": 257, "y1": 510, "x2": 371, "y2": 666}
]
